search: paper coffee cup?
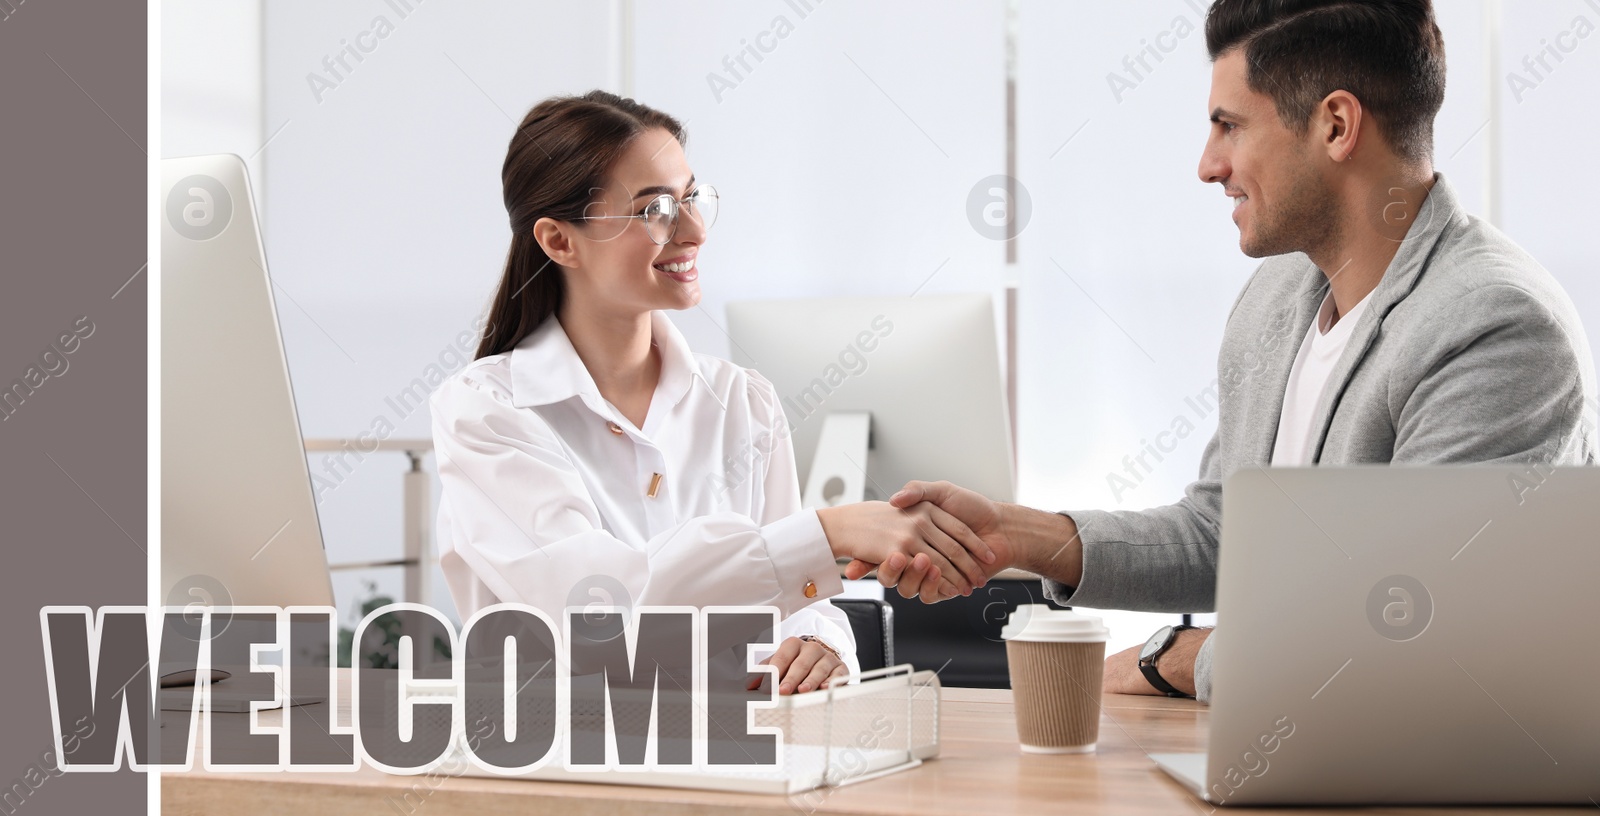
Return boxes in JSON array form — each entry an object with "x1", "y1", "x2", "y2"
[{"x1": 1001, "y1": 605, "x2": 1109, "y2": 754}]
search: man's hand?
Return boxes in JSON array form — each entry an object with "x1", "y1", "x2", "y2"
[
  {"x1": 817, "y1": 500, "x2": 996, "y2": 602},
  {"x1": 1103, "y1": 626, "x2": 1210, "y2": 697}
]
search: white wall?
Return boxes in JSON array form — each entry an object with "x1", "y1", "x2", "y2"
[
  {"x1": 629, "y1": 0, "x2": 1008, "y2": 357},
  {"x1": 1499, "y1": 0, "x2": 1600, "y2": 368},
  {"x1": 257, "y1": 0, "x2": 620, "y2": 622},
  {"x1": 1013, "y1": 0, "x2": 1250, "y2": 647},
  {"x1": 162, "y1": 0, "x2": 263, "y2": 160}
]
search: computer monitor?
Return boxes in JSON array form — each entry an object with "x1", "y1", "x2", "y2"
[
  {"x1": 725, "y1": 293, "x2": 1014, "y2": 506},
  {"x1": 160, "y1": 154, "x2": 335, "y2": 609}
]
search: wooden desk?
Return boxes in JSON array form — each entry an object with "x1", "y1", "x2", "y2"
[{"x1": 162, "y1": 673, "x2": 1568, "y2": 815}]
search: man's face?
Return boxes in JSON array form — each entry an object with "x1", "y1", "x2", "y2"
[{"x1": 1198, "y1": 50, "x2": 1335, "y2": 259}]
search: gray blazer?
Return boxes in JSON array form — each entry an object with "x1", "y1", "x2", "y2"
[{"x1": 1043, "y1": 174, "x2": 1598, "y2": 701}]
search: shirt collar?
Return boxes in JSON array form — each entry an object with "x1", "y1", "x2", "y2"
[
  {"x1": 510, "y1": 311, "x2": 724, "y2": 412},
  {"x1": 648, "y1": 310, "x2": 725, "y2": 412}
]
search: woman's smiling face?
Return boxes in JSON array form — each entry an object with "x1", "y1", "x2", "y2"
[{"x1": 559, "y1": 127, "x2": 707, "y2": 317}]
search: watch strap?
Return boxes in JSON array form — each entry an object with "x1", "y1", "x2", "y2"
[
  {"x1": 1138, "y1": 624, "x2": 1196, "y2": 698},
  {"x1": 798, "y1": 634, "x2": 842, "y2": 661},
  {"x1": 1138, "y1": 661, "x2": 1186, "y2": 696}
]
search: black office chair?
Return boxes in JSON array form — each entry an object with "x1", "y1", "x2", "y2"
[
  {"x1": 830, "y1": 598, "x2": 894, "y2": 672},
  {"x1": 887, "y1": 579, "x2": 1069, "y2": 688}
]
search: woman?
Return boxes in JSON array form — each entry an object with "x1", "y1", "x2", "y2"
[{"x1": 431, "y1": 91, "x2": 994, "y2": 695}]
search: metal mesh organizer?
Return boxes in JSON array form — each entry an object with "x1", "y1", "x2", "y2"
[{"x1": 382, "y1": 664, "x2": 941, "y2": 794}]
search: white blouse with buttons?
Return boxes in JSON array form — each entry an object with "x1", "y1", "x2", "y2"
[{"x1": 429, "y1": 310, "x2": 858, "y2": 673}]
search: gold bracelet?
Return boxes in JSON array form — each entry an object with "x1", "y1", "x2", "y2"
[{"x1": 798, "y1": 634, "x2": 842, "y2": 661}]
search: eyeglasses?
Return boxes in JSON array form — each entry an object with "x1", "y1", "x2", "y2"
[{"x1": 579, "y1": 185, "x2": 720, "y2": 246}]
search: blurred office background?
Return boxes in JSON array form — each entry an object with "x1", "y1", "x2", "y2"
[{"x1": 163, "y1": 0, "x2": 1599, "y2": 660}]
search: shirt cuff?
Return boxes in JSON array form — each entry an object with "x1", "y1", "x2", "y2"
[
  {"x1": 1040, "y1": 512, "x2": 1088, "y2": 606},
  {"x1": 761, "y1": 509, "x2": 843, "y2": 616},
  {"x1": 1194, "y1": 630, "x2": 1216, "y2": 704}
]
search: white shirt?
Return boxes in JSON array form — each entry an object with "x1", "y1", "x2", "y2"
[
  {"x1": 429, "y1": 310, "x2": 858, "y2": 673},
  {"x1": 1271, "y1": 289, "x2": 1374, "y2": 466}
]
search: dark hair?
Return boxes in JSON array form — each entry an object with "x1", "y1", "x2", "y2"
[
  {"x1": 474, "y1": 90, "x2": 686, "y2": 360},
  {"x1": 1205, "y1": 0, "x2": 1445, "y2": 163}
]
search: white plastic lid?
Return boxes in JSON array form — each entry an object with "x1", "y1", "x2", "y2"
[{"x1": 1000, "y1": 604, "x2": 1110, "y2": 643}]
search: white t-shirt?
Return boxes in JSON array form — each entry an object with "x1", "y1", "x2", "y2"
[{"x1": 1271, "y1": 290, "x2": 1374, "y2": 466}]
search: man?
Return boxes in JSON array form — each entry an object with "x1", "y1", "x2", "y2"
[{"x1": 855, "y1": 0, "x2": 1598, "y2": 701}]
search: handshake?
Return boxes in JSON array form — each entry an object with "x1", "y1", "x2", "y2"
[{"x1": 816, "y1": 480, "x2": 1077, "y2": 603}]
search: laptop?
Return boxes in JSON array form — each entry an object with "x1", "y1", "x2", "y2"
[{"x1": 1150, "y1": 466, "x2": 1600, "y2": 806}]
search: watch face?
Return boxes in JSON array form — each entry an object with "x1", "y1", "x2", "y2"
[{"x1": 1139, "y1": 625, "x2": 1176, "y2": 661}]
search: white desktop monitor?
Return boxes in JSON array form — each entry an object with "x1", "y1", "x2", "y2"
[
  {"x1": 725, "y1": 293, "x2": 1014, "y2": 506},
  {"x1": 160, "y1": 154, "x2": 335, "y2": 608}
]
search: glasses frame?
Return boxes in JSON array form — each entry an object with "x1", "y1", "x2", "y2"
[{"x1": 578, "y1": 184, "x2": 719, "y2": 246}]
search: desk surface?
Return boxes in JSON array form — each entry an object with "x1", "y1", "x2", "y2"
[{"x1": 162, "y1": 671, "x2": 1568, "y2": 816}]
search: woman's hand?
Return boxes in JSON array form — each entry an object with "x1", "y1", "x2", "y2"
[
  {"x1": 818, "y1": 500, "x2": 996, "y2": 602},
  {"x1": 888, "y1": 481, "x2": 1014, "y2": 572},
  {"x1": 747, "y1": 636, "x2": 851, "y2": 695}
]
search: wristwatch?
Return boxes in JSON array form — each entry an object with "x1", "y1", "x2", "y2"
[
  {"x1": 1137, "y1": 624, "x2": 1196, "y2": 698},
  {"x1": 798, "y1": 634, "x2": 842, "y2": 661}
]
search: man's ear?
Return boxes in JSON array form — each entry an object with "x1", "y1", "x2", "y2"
[
  {"x1": 532, "y1": 217, "x2": 581, "y2": 269},
  {"x1": 1318, "y1": 90, "x2": 1363, "y2": 164}
]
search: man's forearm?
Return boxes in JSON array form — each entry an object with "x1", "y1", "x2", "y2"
[
  {"x1": 1000, "y1": 504, "x2": 1084, "y2": 588},
  {"x1": 1103, "y1": 626, "x2": 1209, "y2": 697}
]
